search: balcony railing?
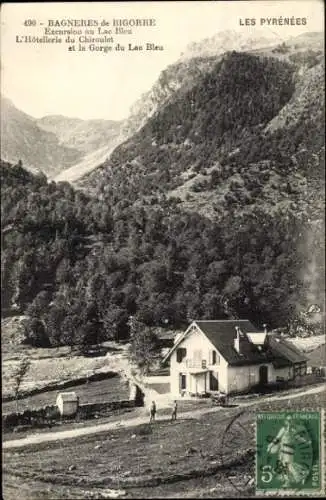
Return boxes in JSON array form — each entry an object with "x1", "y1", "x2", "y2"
[{"x1": 186, "y1": 359, "x2": 207, "y2": 369}]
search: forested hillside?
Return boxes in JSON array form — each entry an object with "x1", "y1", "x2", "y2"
[
  {"x1": 1, "y1": 33, "x2": 324, "y2": 348},
  {"x1": 120, "y1": 29, "x2": 281, "y2": 140},
  {"x1": 1, "y1": 153, "x2": 323, "y2": 349},
  {"x1": 81, "y1": 48, "x2": 323, "y2": 204}
]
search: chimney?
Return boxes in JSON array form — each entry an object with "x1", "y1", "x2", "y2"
[{"x1": 234, "y1": 326, "x2": 241, "y2": 353}]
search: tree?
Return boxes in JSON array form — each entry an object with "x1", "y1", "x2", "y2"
[
  {"x1": 128, "y1": 316, "x2": 161, "y2": 375},
  {"x1": 13, "y1": 357, "x2": 30, "y2": 412},
  {"x1": 102, "y1": 306, "x2": 129, "y2": 342},
  {"x1": 22, "y1": 317, "x2": 50, "y2": 347}
]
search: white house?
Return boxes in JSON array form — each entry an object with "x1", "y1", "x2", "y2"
[{"x1": 163, "y1": 320, "x2": 307, "y2": 397}]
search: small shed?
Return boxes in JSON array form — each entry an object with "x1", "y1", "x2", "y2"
[{"x1": 56, "y1": 392, "x2": 79, "y2": 417}]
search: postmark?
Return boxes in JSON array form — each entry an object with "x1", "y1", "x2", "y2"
[
  {"x1": 220, "y1": 409, "x2": 256, "y2": 495},
  {"x1": 256, "y1": 410, "x2": 324, "y2": 495}
]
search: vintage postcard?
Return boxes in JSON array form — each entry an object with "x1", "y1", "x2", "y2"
[{"x1": 1, "y1": 1, "x2": 325, "y2": 498}]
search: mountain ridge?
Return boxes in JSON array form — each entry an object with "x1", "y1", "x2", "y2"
[
  {"x1": 1, "y1": 97, "x2": 122, "y2": 180},
  {"x1": 1, "y1": 96, "x2": 82, "y2": 177},
  {"x1": 80, "y1": 31, "x2": 324, "y2": 208}
]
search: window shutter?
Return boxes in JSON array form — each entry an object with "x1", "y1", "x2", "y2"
[{"x1": 177, "y1": 348, "x2": 187, "y2": 363}]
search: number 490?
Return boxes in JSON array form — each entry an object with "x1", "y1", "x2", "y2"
[{"x1": 24, "y1": 20, "x2": 36, "y2": 26}]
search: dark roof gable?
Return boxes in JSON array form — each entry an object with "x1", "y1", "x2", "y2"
[{"x1": 195, "y1": 320, "x2": 266, "y2": 366}]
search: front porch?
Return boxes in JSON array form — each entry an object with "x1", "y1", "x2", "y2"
[{"x1": 178, "y1": 370, "x2": 219, "y2": 398}]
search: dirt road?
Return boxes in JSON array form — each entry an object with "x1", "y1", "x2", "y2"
[{"x1": 4, "y1": 384, "x2": 324, "y2": 450}]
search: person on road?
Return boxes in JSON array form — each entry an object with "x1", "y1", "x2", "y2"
[
  {"x1": 149, "y1": 401, "x2": 156, "y2": 423},
  {"x1": 171, "y1": 400, "x2": 178, "y2": 422}
]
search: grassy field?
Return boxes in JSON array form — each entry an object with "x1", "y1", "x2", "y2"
[
  {"x1": 3, "y1": 390, "x2": 324, "y2": 499},
  {"x1": 2, "y1": 317, "x2": 129, "y2": 400},
  {"x1": 2, "y1": 348, "x2": 128, "y2": 399},
  {"x1": 2, "y1": 375, "x2": 130, "y2": 414}
]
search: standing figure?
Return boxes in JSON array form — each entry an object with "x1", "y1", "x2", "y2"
[
  {"x1": 171, "y1": 400, "x2": 178, "y2": 422},
  {"x1": 149, "y1": 401, "x2": 156, "y2": 423},
  {"x1": 267, "y1": 415, "x2": 312, "y2": 487}
]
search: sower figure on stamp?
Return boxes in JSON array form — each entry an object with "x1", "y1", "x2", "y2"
[
  {"x1": 171, "y1": 400, "x2": 178, "y2": 422},
  {"x1": 267, "y1": 414, "x2": 312, "y2": 487},
  {"x1": 149, "y1": 400, "x2": 156, "y2": 423}
]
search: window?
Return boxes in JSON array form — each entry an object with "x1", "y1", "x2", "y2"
[
  {"x1": 211, "y1": 350, "x2": 219, "y2": 365},
  {"x1": 176, "y1": 348, "x2": 187, "y2": 363},
  {"x1": 179, "y1": 373, "x2": 187, "y2": 391},
  {"x1": 294, "y1": 364, "x2": 304, "y2": 378}
]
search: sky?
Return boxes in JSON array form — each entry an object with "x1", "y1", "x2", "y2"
[{"x1": 1, "y1": 1, "x2": 324, "y2": 120}]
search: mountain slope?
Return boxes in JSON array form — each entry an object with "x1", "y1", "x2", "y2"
[
  {"x1": 37, "y1": 115, "x2": 120, "y2": 154},
  {"x1": 37, "y1": 115, "x2": 122, "y2": 183},
  {"x1": 80, "y1": 51, "x2": 297, "y2": 200},
  {"x1": 120, "y1": 55, "x2": 219, "y2": 140},
  {"x1": 179, "y1": 29, "x2": 280, "y2": 60},
  {"x1": 53, "y1": 144, "x2": 119, "y2": 183},
  {"x1": 1, "y1": 97, "x2": 82, "y2": 177},
  {"x1": 80, "y1": 32, "x2": 324, "y2": 210},
  {"x1": 120, "y1": 30, "x2": 285, "y2": 141},
  {"x1": 1, "y1": 98, "x2": 122, "y2": 181}
]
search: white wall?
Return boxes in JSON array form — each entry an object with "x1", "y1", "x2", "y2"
[
  {"x1": 227, "y1": 364, "x2": 263, "y2": 394},
  {"x1": 170, "y1": 324, "x2": 228, "y2": 396},
  {"x1": 227, "y1": 363, "x2": 294, "y2": 394}
]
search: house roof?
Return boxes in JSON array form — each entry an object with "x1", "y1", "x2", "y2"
[
  {"x1": 195, "y1": 320, "x2": 267, "y2": 366},
  {"x1": 265, "y1": 336, "x2": 308, "y2": 367},
  {"x1": 163, "y1": 320, "x2": 268, "y2": 366},
  {"x1": 163, "y1": 320, "x2": 308, "y2": 368},
  {"x1": 56, "y1": 392, "x2": 78, "y2": 402}
]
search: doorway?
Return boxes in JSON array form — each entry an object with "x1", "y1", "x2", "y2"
[
  {"x1": 259, "y1": 365, "x2": 268, "y2": 386},
  {"x1": 209, "y1": 371, "x2": 219, "y2": 391}
]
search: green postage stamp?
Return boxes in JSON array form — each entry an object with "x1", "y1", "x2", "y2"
[{"x1": 256, "y1": 410, "x2": 324, "y2": 495}]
